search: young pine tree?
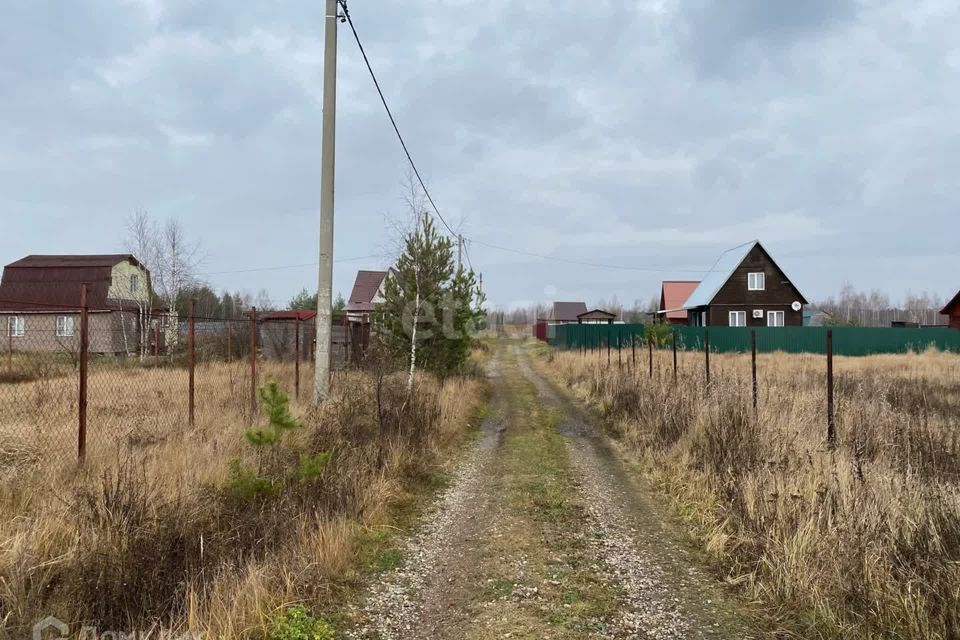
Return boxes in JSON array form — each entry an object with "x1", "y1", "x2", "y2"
[{"x1": 374, "y1": 214, "x2": 484, "y2": 386}]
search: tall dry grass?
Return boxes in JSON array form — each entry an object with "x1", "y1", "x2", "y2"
[
  {"x1": 543, "y1": 346, "x2": 960, "y2": 639},
  {"x1": 0, "y1": 360, "x2": 484, "y2": 638}
]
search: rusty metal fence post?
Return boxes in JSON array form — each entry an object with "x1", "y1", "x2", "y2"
[
  {"x1": 672, "y1": 328, "x2": 678, "y2": 383},
  {"x1": 154, "y1": 323, "x2": 160, "y2": 367},
  {"x1": 751, "y1": 330, "x2": 758, "y2": 411},
  {"x1": 294, "y1": 316, "x2": 301, "y2": 400},
  {"x1": 78, "y1": 283, "x2": 89, "y2": 461},
  {"x1": 188, "y1": 299, "x2": 195, "y2": 427},
  {"x1": 648, "y1": 334, "x2": 653, "y2": 378},
  {"x1": 827, "y1": 329, "x2": 836, "y2": 448},
  {"x1": 250, "y1": 307, "x2": 258, "y2": 420},
  {"x1": 704, "y1": 330, "x2": 711, "y2": 388}
]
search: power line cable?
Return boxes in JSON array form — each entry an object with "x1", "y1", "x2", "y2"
[
  {"x1": 197, "y1": 254, "x2": 382, "y2": 277},
  {"x1": 470, "y1": 239, "x2": 706, "y2": 274},
  {"x1": 338, "y1": 1, "x2": 459, "y2": 238}
]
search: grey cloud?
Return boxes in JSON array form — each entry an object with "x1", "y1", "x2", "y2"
[
  {"x1": 678, "y1": 0, "x2": 860, "y2": 77},
  {"x1": 1, "y1": 0, "x2": 959, "y2": 310}
]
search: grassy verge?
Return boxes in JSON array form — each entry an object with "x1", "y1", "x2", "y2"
[
  {"x1": 531, "y1": 343, "x2": 960, "y2": 639},
  {"x1": 0, "y1": 366, "x2": 488, "y2": 639}
]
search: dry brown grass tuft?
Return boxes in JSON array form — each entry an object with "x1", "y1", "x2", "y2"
[
  {"x1": 0, "y1": 360, "x2": 484, "y2": 638},
  {"x1": 542, "y1": 347, "x2": 960, "y2": 639}
]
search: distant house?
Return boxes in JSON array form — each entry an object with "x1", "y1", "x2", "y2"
[
  {"x1": 0, "y1": 254, "x2": 170, "y2": 355},
  {"x1": 549, "y1": 301, "x2": 588, "y2": 324},
  {"x1": 683, "y1": 241, "x2": 808, "y2": 327},
  {"x1": 803, "y1": 307, "x2": 832, "y2": 327},
  {"x1": 656, "y1": 281, "x2": 700, "y2": 325},
  {"x1": 346, "y1": 270, "x2": 389, "y2": 325},
  {"x1": 577, "y1": 309, "x2": 617, "y2": 324},
  {"x1": 941, "y1": 291, "x2": 960, "y2": 329}
]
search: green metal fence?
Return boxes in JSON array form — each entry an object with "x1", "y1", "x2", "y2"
[{"x1": 552, "y1": 324, "x2": 960, "y2": 356}]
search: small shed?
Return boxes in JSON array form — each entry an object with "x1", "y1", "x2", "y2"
[
  {"x1": 577, "y1": 309, "x2": 616, "y2": 324},
  {"x1": 941, "y1": 291, "x2": 960, "y2": 329},
  {"x1": 259, "y1": 310, "x2": 316, "y2": 360}
]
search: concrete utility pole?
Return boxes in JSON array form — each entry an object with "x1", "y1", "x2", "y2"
[{"x1": 314, "y1": 0, "x2": 339, "y2": 402}]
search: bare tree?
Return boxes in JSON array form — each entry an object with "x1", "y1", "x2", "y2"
[{"x1": 123, "y1": 211, "x2": 203, "y2": 359}]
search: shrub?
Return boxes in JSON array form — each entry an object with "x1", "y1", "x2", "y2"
[{"x1": 268, "y1": 605, "x2": 334, "y2": 640}]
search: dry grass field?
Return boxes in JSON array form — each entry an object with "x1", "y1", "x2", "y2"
[
  {"x1": 0, "y1": 357, "x2": 486, "y2": 638},
  {"x1": 539, "y1": 345, "x2": 960, "y2": 639}
]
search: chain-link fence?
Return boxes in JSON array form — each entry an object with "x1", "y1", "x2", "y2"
[{"x1": 0, "y1": 291, "x2": 369, "y2": 466}]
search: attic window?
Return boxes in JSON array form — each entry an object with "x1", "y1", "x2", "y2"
[
  {"x1": 130, "y1": 274, "x2": 139, "y2": 292},
  {"x1": 747, "y1": 272, "x2": 765, "y2": 291}
]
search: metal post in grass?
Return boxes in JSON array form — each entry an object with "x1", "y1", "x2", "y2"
[
  {"x1": 631, "y1": 333, "x2": 636, "y2": 370},
  {"x1": 154, "y1": 323, "x2": 160, "y2": 367},
  {"x1": 295, "y1": 316, "x2": 301, "y2": 400},
  {"x1": 704, "y1": 329, "x2": 711, "y2": 388},
  {"x1": 648, "y1": 334, "x2": 653, "y2": 378},
  {"x1": 250, "y1": 307, "x2": 258, "y2": 421},
  {"x1": 751, "y1": 330, "x2": 758, "y2": 411},
  {"x1": 188, "y1": 298, "x2": 195, "y2": 428},
  {"x1": 672, "y1": 328, "x2": 678, "y2": 383},
  {"x1": 827, "y1": 329, "x2": 836, "y2": 449},
  {"x1": 78, "y1": 283, "x2": 89, "y2": 462},
  {"x1": 607, "y1": 332, "x2": 611, "y2": 366},
  {"x1": 617, "y1": 333, "x2": 622, "y2": 369}
]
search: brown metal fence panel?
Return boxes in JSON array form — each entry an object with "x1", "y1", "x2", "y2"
[{"x1": 0, "y1": 290, "x2": 372, "y2": 465}]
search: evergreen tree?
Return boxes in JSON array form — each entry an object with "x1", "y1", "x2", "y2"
[{"x1": 374, "y1": 215, "x2": 484, "y2": 384}]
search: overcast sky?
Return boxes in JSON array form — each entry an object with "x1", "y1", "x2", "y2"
[{"x1": 2, "y1": 0, "x2": 958, "y2": 310}]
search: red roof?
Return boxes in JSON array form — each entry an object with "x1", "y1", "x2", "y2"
[
  {"x1": 659, "y1": 281, "x2": 700, "y2": 321},
  {"x1": 941, "y1": 290, "x2": 960, "y2": 315},
  {"x1": 346, "y1": 270, "x2": 388, "y2": 313},
  {"x1": 0, "y1": 254, "x2": 149, "y2": 313},
  {"x1": 261, "y1": 310, "x2": 318, "y2": 321}
]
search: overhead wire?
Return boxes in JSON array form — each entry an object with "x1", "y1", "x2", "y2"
[
  {"x1": 338, "y1": 2, "x2": 715, "y2": 280},
  {"x1": 338, "y1": 1, "x2": 459, "y2": 238}
]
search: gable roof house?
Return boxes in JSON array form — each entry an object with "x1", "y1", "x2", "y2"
[
  {"x1": 576, "y1": 308, "x2": 617, "y2": 324},
  {"x1": 683, "y1": 241, "x2": 808, "y2": 328},
  {"x1": 346, "y1": 270, "x2": 389, "y2": 325},
  {"x1": 0, "y1": 254, "x2": 163, "y2": 354},
  {"x1": 548, "y1": 301, "x2": 588, "y2": 324},
  {"x1": 656, "y1": 280, "x2": 700, "y2": 325},
  {"x1": 941, "y1": 290, "x2": 960, "y2": 329}
]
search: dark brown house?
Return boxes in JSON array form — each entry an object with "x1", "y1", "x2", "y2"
[
  {"x1": 0, "y1": 254, "x2": 171, "y2": 354},
  {"x1": 683, "y1": 241, "x2": 807, "y2": 327},
  {"x1": 941, "y1": 291, "x2": 960, "y2": 329},
  {"x1": 548, "y1": 301, "x2": 588, "y2": 324},
  {"x1": 345, "y1": 270, "x2": 389, "y2": 325},
  {"x1": 577, "y1": 309, "x2": 616, "y2": 324}
]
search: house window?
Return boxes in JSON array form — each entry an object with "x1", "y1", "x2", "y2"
[
  {"x1": 56, "y1": 316, "x2": 75, "y2": 337},
  {"x1": 130, "y1": 274, "x2": 139, "y2": 292},
  {"x1": 748, "y1": 272, "x2": 765, "y2": 291},
  {"x1": 729, "y1": 311, "x2": 746, "y2": 327},
  {"x1": 7, "y1": 316, "x2": 24, "y2": 337},
  {"x1": 767, "y1": 311, "x2": 785, "y2": 327}
]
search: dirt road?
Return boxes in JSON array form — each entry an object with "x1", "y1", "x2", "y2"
[{"x1": 350, "y1": 343, "x2": 757, "y2": 640}]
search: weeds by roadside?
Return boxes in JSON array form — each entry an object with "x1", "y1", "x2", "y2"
[
  {"x1": 537, "y1": 345, "x2": 960, "y2": 639},
  {"x1": 0, "y1": 367, "x2": 485, "y2": 639}
]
